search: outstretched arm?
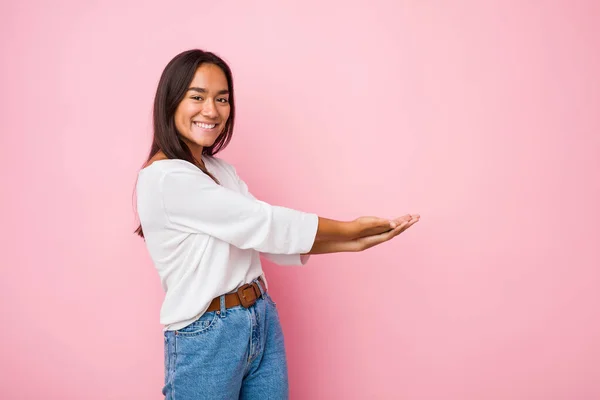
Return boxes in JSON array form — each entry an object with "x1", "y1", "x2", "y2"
[{"x1": 304, "y1": 214, "x2": 420, "y2": 255}]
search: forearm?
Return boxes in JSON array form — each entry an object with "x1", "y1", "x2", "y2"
[
  {"x1": 303, "y1": 215, "x2": 418, "y2": 255},
  {"x1": 313, "y1": 216, "x2": 396, "y2": 241},
  {"x1": 314, "y1": 217, "x2": 352, "y2": 241},
  {"x1": 302, "y1": 238, "x2": 358, "y2": 255}
]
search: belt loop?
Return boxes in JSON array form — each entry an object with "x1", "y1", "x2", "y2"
[
  {"x1": 219, "y1": 295, "x2": 227, "y2": 317},
  {"x1": 255, "y1": 278, "x2": 266, "y2": 298}
]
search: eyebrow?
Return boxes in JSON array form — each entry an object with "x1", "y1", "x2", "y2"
[{"x1": 187, "y1": 87, "x2": 229, "y2": 95}]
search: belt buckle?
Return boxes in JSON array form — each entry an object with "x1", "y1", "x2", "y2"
[{"x1": 237, "y1": 283, "x2": 259, "y2": 308}]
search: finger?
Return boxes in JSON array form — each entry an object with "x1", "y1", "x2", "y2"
[
  {"x1": 398, "y1": 218, "x2": 419, "y2": 234},
  {"x1": 390, "y1": 215, "x2": 411, "y2": 228},
  {"x1": 392, "y1": 214, "x2": 412, "y2": 224},
  {"x1": 389, "y1": 221, "x2": 409, "y2": 238},
  {"x1": 366, "y1": 222, "x2": 405, "y2": 245},
  {"x1": 360, "y1": 221, "x2": 407, "y2": 249},
  {"x1": 365, "y1": 217, "x2": 395, "y2": 229},
  {"x1": 367, "y1": 217, "x2": 413, "y2": 243},
  {"x1": 404, "y1": 218, "x2": 420, "y2": 230},
  {"x1": 372, "y1": 221, "x2": 397, "y2": 233},
  {"x1": 356, "y1": 218, "x2": 394, "y2": 236},
  {"x1": 375, "y1": 224, "x2": 405, "y2": 245}
]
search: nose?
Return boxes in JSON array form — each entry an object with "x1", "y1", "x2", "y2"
[{"x1": 201, "y1": 99, "x2": 218, "y2": 118}]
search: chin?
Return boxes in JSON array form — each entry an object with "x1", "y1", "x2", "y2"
[
  {"x1": 200, "y1": 140, "x2": 218, "y2": 148},
  {"x1": 185, "y1": 134, "x2": 220, "y2": 149}
]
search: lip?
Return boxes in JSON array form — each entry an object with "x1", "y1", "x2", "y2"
[
  {"x1": 192, "y1": 121, "x2": 219, "y2": 132},
  {"x1": 192, "y1": 121, "x2": 219, "y2": 125}
]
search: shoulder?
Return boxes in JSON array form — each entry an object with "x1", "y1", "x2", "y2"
[
  {"x1": 139, "y1": 159, "x2": 198, "y2": 176},
  {"x1": 141, "y1": 152, "x2": 200, "y2": 173},
  {"x1": 206, "y1": 155, "x2": 232, "y2": 169},
  {"x1": 138, "y1": 160, "x2": 212, "y2": 193},
  {"x1": 205, "y1": 156, "x2": 239, "y2": 178},
  {"x1": 143, "y1": 151, "x2": 168, "y2": 168}
]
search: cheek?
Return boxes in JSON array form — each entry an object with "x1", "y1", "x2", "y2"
[
  {"x1": 173, "y1": 113, "x2": 186, "y2": 134},
  {"x1": 220, "y1": 107, "x2": 231, "y2": 122},
  {"x1": 220, "y1": 112, "x2": 231, "y2": 133},
  {"x1": 174, "y1": 104, "x2": 195, "y2": 128}
]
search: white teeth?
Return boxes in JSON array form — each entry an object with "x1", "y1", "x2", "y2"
[{"x1": 194, "y1": 122, "x2": 216, "y2": 129}]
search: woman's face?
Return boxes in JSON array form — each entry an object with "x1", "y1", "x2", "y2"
[{"x1": 174, "y1": 63, "x2": 231, "y2": 152}]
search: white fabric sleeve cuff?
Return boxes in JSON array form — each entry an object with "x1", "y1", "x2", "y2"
[{"x1": 260, "y1": 253, "x2": 312, "y2": 266}]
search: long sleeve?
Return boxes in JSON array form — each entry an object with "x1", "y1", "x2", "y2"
[
  {"x1": 260, "y1": 252, "x2": 312, "y2": 266},
  {"x1": 160, "y1": 168, "x2": 318, "y2": 255},
  {"x1": 220, "y1": 162, "x2": 315, "y2": 266}
]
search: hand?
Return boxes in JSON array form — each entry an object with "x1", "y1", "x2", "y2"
[
  {"x1": 348, "y1": 214, "x2": 416, "y2": 239},
  {"x1": 351, "y1": 214, "x2": 419, "y2": 252},
  {"x1": 305, "y1": 214, "x2": 420, "y2": 255}
]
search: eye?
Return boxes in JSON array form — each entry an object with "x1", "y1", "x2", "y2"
[
  {"x1": 191, "y1": 96, "x2": 203, "y2": 101},
  {"x1": 217, "y1": 98, "x2": 229, "y2": 103}
]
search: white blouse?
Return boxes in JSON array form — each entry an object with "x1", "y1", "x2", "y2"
[{"x1": 136, "y1": 156, "x2": 319, "y2": 331}]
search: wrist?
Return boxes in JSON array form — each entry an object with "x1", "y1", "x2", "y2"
[
  {"x1": 315, "y1": 217, "x2": 357, "y2": 241},
  {"x1": 342, "y1": 221, "x2": 356, "y2": 240},
  {"x1": 304, "y1": 238, "x2": 359, "y2": 255}
]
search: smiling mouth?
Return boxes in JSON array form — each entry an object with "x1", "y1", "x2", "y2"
[{"x1": 193, "y1": 121, "x2": 218, "y2": 129}]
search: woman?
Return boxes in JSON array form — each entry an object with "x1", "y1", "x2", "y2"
[{"x1": 135, "y1": 49, "x2": 419, "y2": 399}]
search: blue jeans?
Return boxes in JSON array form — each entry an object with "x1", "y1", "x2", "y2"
[{"x1": 162, "y1": 284, "x2": 288, "y2": 399}]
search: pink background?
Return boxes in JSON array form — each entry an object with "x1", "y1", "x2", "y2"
[{"x1": 2, "y1": 1, "x2": 599, "y2": 399}]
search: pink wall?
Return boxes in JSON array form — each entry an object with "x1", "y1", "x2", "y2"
[{"x1": 2, "y1": 1, "x2": 599, "y2": 399}]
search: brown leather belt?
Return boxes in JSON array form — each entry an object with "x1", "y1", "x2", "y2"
[{"x1": 206, "y1": 277, "x2": 266, "y2": 312}]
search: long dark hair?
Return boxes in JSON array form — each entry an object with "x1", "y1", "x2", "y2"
[{"x1": 134, "y1": 49, "x2": 236, "y2": 238}]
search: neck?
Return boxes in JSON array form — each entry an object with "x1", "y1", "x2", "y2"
[{"x1": 185, "y1": 141, "x2": 204, "y2": 165}]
